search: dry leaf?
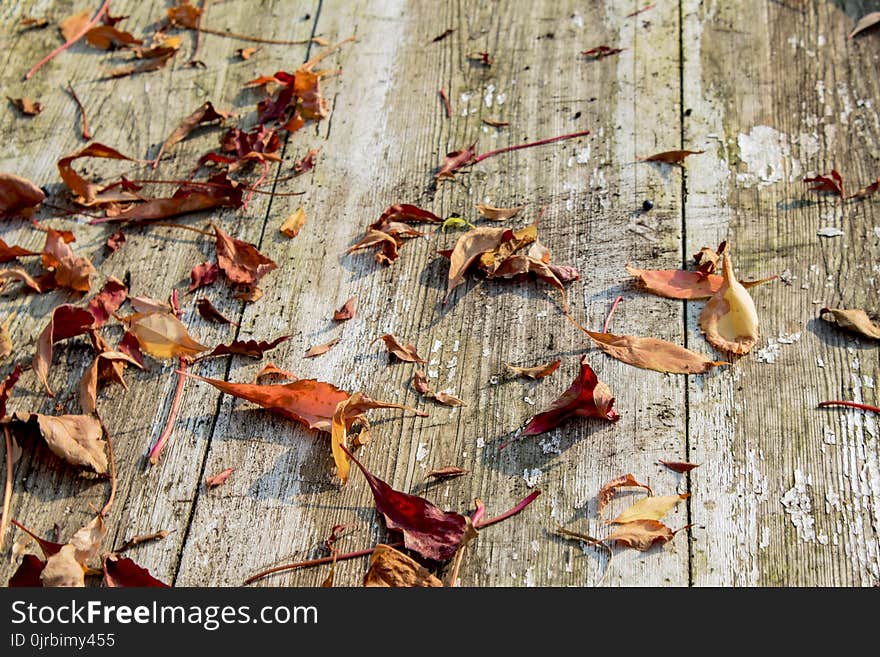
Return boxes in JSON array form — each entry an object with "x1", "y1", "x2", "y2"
[
  {"x1": 363, "y1": 544, "x2": 443, "y2": 587},
  {"x1": 188, "y1": 261, "x2": 219, "y2": 292},
  {"x1": 206, "y1": 467, "x2": 235, "y2": 489},
  {"x1": 474, "y1": 203, "x2": 524, "y2": 221},
  {"x1": 280, "y1": 207, "x2": 306, "y2": 238},
  {"x1": 0, "y1": 172, "x2": 45, "y2": 217},
  {"x1": 102, "y1": 175, "x2": 243, "y2": 223},
  {"x1": 850, "y1": 176, "x2": 880, "y2": 201},
  {"x1": 698, "y1": 242, "x2": 759, "y2": 355},
  {"x1": 581, "y1": 45, "x2": 624, "y2": 59},
  {"x1": 693, "y1": 246, "x2": 720, "y2": 275},
  {"x1": 850, "y1": 12, "x2": 880, "y2": 38},
  {"x1": 123, "y1": 311, "x2": 209, "y2": 360},
  {"x1": 431, "y1": 392, "x2": 465, "y2": 407},
  {"x1": 521, "y1": 356, "x2": 619, "y2": 437},
  {"x1": 8, "y1": 97, "x2": 43, "y2": 116},
  {"x1": 196, "y1": 298, "x2": 235, "y2": 325},
  {"x1": 305, "y1": 337, "x2": 340, "y2": 358},
  {"x1": 87, "y1": 277, "x2": 127, "y2": 327},
  {"x1": 237, "y1": 47, "x2": 260, "y2": 60},
  {"x1": 41, "y1": 515, "x2": 106, "y2": 587},
  {"x1": 79, "y1": 351, "x2": 142, "y2": 414},
  {"x1": 254, "y1": 362, "x2": 298, "y2": 381},
  {"x1": 153, "y1": 102, "x2": 231, "y2": 165},
  {"x1": 626, "y1": 265, "x2": 776, "y2": 300},
  {"x1": 640, "y1": 150, "x2": 704, "y2": 165},
  {"x1": 804, "y1": 170, "x2": 845, "y2": 198},
  {"x1": 606, "y1": 519, "x2": 677, "y2": 551},
  {"x1": 333, "y1": 296, "x2": 357, "y2": 321},
  {"x1": 103, "y1": 555, "x2": 169, "y2": 587},
  {"x1": 0, "y1": 268, "x2": 42, "y2": 294},
  {"x1": 820, "y1": 307, "x2": 880, "y2": 339},
  {"x1": 129, "y1": 296, "x2": 172, "y2": 314},
  {"x1": 660, "y1": 460, "x2": 700, "y2": 473},
  {"x1": 504, "y1": 360, "x2": 560, "y2": 380},
  {"x1": 444, "y1": 226, "x2": 506, "y2": 300},
  {"x1": 56, "y1": 143, "x2": 137, "y2": 206},
  {"x1": 411, "y1": 371, "x2": 465, "y2": 407},
  {"x1": 85, "y1": 25, "x2": 142, "y2": 50},
  {"x1": 597, "y1": 474, "x2": 653, "y2": 517},
  {"x1": 59, "y1": 10, "x2": 89, "y2": 41},
  {"x1": 480, "y1": 118, "x2": 509, "y2": 128},
  {"x1": 214, "y1": 224, "x2": 277, "y2": 286},
  {"x1": 33, "y1": 305, "x2": 94, "y2": 396},
  {"x1": 0, "y1": 238, "x2": 39, "y2": 263},
  {"x1": 376, "y1": 334, "x2": 426, "y2": 363},
  {"x1": 12, "y1": 413, "x2": 107, "y2": 473},
  {"x1": 425, "y1": 466, "x2": 467, "y2": 480},
  {"x1": 611, "y1": 494, "x2": 688, "y2": 524},
  {"x1": 40, "y1": 227, "x2": 96, "y2": 293},
  {"x1": 200, "y1": 335, "x2": 291, "y2": 359},
  {"x1": 167, "y1": 1, "x2": 202, "y2": 28},
  {"x1": 582, "y1": 330, "x2": 729, "y2": 374},
  {"x1": 436, "y1": 144, "x2": 477, "y2": 180}
]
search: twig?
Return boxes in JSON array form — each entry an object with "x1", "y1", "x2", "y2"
[
  {"x1": 24, "y1": 0, "x2": 111, "y2": 80},
  {"x1": 602, "y1": 296, "x2": 623, "y2": 333},
  {"x1": 187, "y1": 0, "x2": 210, "y2": 65},
  {"x1": 1, "y1": 427, "x2": 14, "y2": 551},
  {"x1": 555, "y1": 525, "x2": 614, "y2": 587},
  {"x1": 152, "y1": 222, "x2": 215, "y2": 237},
  {"x1": 149, "y1": 291, "x2": 186, "y2": 466},
  {"x1": 439, "y1": 88, "x2": 452, "y2": 118},
  {"x1": 473, "y1": 490, "x2": 541, "y2": 530},
  {"x1": 243, "y1": 541, "x2": 403, "y2": 585},
  {"x1": 244, "y1": 160, "x2": 270, "y2": 210},
  {"x1": 114, "y1": 529, "x2": 173, "y2": 553},
  {"x1": 818, "y1": 400, "x2": 880, "y2": 414},
  {"x1": 184, "y1": 25, "x2": 324, "y2": 46},
  {"x1": 66, "y1": 82, "x2": 91, "y2": 140},
  {"x1": 98, "y1": 415, "x2": 116, "y2": 517},
  {"x1": 472, "y1": 131, "x2": 590, "y2": 166},
  {"x1": 626, "y1": 3, "x2": 655, "y2": 17}
]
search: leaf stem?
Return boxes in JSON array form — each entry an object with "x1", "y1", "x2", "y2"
[
  {"x1": 151, "y1": 222, "x2": 215, "y2": 237},
  {"x1": 439, "y1": 88, "x2": 452, "y2": 118},
  {"x1": 187, "y1": 0, "x2": 210, "y2": 65},
  {"x1": 24, "y1": 0, "x2": 111, "y2": 81},
  {"x1": 602, "y1": 295, "x2": 623, "y2": 333},
  {"x1": 1, "y1": 427, "x2": 14, "y2": 551},
  {"x1": 817, "y1": 400, "x2": 880, "y2": 414},
  {"x1": 98, "y1": 415, "x2": 116, "y2": 517},
  {"x1": 243, "y1": 541, "x2": 403, "y2": 585},
  {"x1": 66, "y1": 82, "x2": 91, "y2": 140},
  {"x1": 149, "y1": 292, "x2": 187, "y2": 465},
  {"x1": 185, "y1": 25, "x2": 322, "y2": 46},
  {"x1": 473, "y1": 490, "x2": 541, "y2": 530},
  {"x1": 472, "y1": 130, "x2": 590, "y2": 165}
]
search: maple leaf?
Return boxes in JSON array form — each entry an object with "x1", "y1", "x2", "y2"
[
  {"x1": 698, "y1": 242, "x2": 759, "y2": 355},
  {"x1": 520, "y1": 356, "x2": 619, "y2": 438},
  {"x1": 363, "y1": 544, "x2": 442, "y2": 587},
  {"x1": 804, "y1": 170, "x2": 845, "y2": 198},
  {"x1": 0, "y1": 173, "x2": 44, "y2": 217},
  {"x1": 199, "y1": 335, "x2": 291, "y2": 359},
  {"x1": 153, "y1": 101, "x2": 232, "y2": 166},
  {"x1": 57, "y1": 143, "x2": 138, "y2": 206},
  {"x1": 213, "y1": 224, "x2": 277, "y2": 286},
  {"x1": 188, "y1": 261, "x2": 219, "y2": 292},
  {"x1": 87, "y1": 277, "x2": 127, "y2": 327},
  {"x1": 0, "y1": 238, "x2": 39, "y2": 263},
  {"x1": 196, "y1": 298, "x2": 235, "y2": 325}
]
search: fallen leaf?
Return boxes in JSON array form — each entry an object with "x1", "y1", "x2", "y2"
[
  {"x1": 639, "y1": 149, "x2": 704, "y2": 165},
  {"x1": 436, "y1": 143, "x2": 476, "y2": 180},
  {"x1": 206, "y1": 467, "x2": 235, "y2": 489},
  {"x1": 349, "y1": 204, "x2": 441, "y2": 265},
  {"x1": 123, "y1": 311, "x2": 209, "y2": 360},
  {"x1": 237, "y1": 47, "x2": 259, "y2": 60},
  {"x1": 254, "y1": 362, "x2": 297, "y2": 381},
  {"x1": 40, "y1": 228, "x2": 95, "y2": 293},
  {"x1": 804, "y1": 170, "x2": 844, "y2": 198},
  {"x1": 441, "y1": 216, "x2": 474, "y2": 232},
  {"x1": 0, "y1": 364, "x2": 22, "y2": 419},
  {"x1": 363, "y1": 544, "x2": 443, "y2": 587},
  {"x1": 101, "y1": 174, "x2": 243, "y2": 222},
  {"x1": 348, "y1": 229, "x2": 400, "y2": 265},
  {"x1": 611, "y1": 494, "x2": 688, "y2": 524},
  {"x1": 581, "y1": 45, "x2": 624, "y2": 59},
  {"x1": 19, "y1": 16, "x2": 50, "y2": 30},
  {"x1": 693, "y1": 246, "x2": 720, "y2": 276},
  {"x1": 129, "y1": 296, "x2": 171, "y2": 314},
  {"x1": 213, "y1": 224, "x2": 277, "y2": 286},
  {"x1": 467, "y1": 51, "x2": 493, "y2": 66},
  {"x1": 331, "y1": 393, "x2": 427, "y2": 483},
  {"x1": 292, "y1": 148, "x2": 320, "y2": 175},
  {"x1": 849, "y1": 176, "x2": 880, "y2": 201},
  {"x1": 84, "y1": 24, "x2": 142, "y2": 50},
  {"x1": 0, "y1": 172, "x2": 45, "y2": 217},
  {"x1": 343, "y1": 446, "x2": 470, "y2": 561},
  {"x1": 0, "y1": 316, "x2": 13, "y2": 359},
  {"x1": 0, "y1": 238, "x2": 39, "y2": 263},
  {"x1": 196, "y1": 298, "x2": 235, "y2": 325},
  {"x1": 581, "y1": 330, "x2": 728, "y2": 374},
  {"x1": 105, "y1": 231, "x2": 125, "y2": 253},
  {"x1": 0, "y1": 268, "x2": 42, "y2": 294},
  {"x1": 188, "y1": 261, "x2": 219, "y2": 292},
  {"x1": 153, "y1": 102, "x2": 231, "y2": 165},
  {"x1": 606, "y1": 519, "x2": 677, "y2": 551},
  {"x1": 819, "y1": 307, "x2": 880, "y2": 339},
  {"x1": 117, "y1": 331, "x2": 145, "y2": 368},
  {"x1": 625, "y1": 265, "x2": 776, "y2": 300},
  {"x1": 597, "y1": 474, "x2": 653, "y2": 517},
  {"x1": 698, "y1": 242, "x2": 759, "y2": 356},
  {"x1": 87, "y1": 277, "x2": 127, "y2": 327},
  {"x1": 431, "y1": 28, "x2": 455, "y2": 42},
  {"x1": 850, "y1": 12, "x2": 880, "y2": 38},
  {"x1": 521, "y1": 356, "x2": 619, "y2": 437},
  {"x1": 78, "y1": 350, "x2": 142, "y2": 414},
  {"x1": 200, "y1": 335, "x2": 291, "y2": 359},
  {"x1": 411, "y1": 371, "x2": 465, "y2": 407},
  {"x1": 103, "y1": 555, "x2": 169, "y2": 587},
  {"x1": 432, "y1": 392, "x2": 466, "y2": 407},
  {"x1": 8, "y1": 97, "x2": 43, "y2": 116},
  {"x1": 480, "y1": 118, "x2": 509, "y2": 128},
  {"x1": 59, "y1": 10, "x2": 89, "y2": 41},
  {"x1": 504, "y1": 360, "x2": 560, "y2": 380},
  {"x1": 475, "y1": 203, "x2": 524, "y2": 221},
  {"x1": 11, "y1": 413, "x2": 107, "y2": 473},
  {"x1": 57, "y1": 143, "x2": 137, "y2": 206},
  {"x1": 333, "y1": 296, "x2": 357, "y2": 321},
  {"x1": 444, "y1": 226, "x2": 507, "y2": 301},
  {"x1": 167, "y1": 1, "x2": 202, "y2": 28},
  {"x1": 8, "y1": 554, "x2": 47, "y2": 587},
  {"x1": 425, "y1": 466, "x2": 467, "y2": 480},
  {"x1": 659, "y1": 460, "x2": 700, "y2": 473},
  {"x1": 41, "y1": 516, "x2": 106, "y2": 587},
  {"x1": 33, "y1": 305, "x2": 94, "y2": 395},
  {"x1": 305, "y1": 337, "x2": 340, "y2": 358},
  {"x1": 280, "y1": 207, "x2": 307, "y2": 238},
  {"x1": 376, "y1": 334, "x2": 426, "y2": 363}
]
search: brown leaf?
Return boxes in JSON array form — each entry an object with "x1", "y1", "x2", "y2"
[
  {"x1": 33, "y1": 305, "x2": 94, "y2": 395},
  {"x1": 376, "y1": 334, "x2": 426, "y2": 363},
  {"x1": 606, "y1": 519, "x2": 677, "y2": 551},
  {"x1": 153, "y1": 102, "x2": 231, "y2": 165},
  {"x1": 0, "y1": 172, "x2": 45, "y2": 217},
  {"x1": 435, "y1": 143, "x2": 477, "y2": 180},
  {"x1": 348, "y1": 229, "x2": 400, "y2": 265},
  {"x1": 105, "y1": 174, "x2": 243, "y2": 223},
  {"x1": 57, "y1": 143, "x2": 137, "y2": 206},
  {"x1": 425, "y1": 466, "x2": 468, "y2": 480},
  {"x1": 0, "y1": 268, "x2": 42, "y2": 294},
  {"x1": 105, "y1": 230, "x2": 125, "y2": 253},
  {"x1": 85, "y1": 25, "x2": 142, "y2": 50},
  {"x1": 363, "y1": 544, "x2": 443, "y2": 587},
  {"x1": 640, "y1": 149, "x2": 704, "y2": 165},
  {"x1": 698, "y1": 243, "x2": 759, "y2": 356},
  {"x1": 480, "y1": 118, "x2": 509, "y2": 128},
  {"x1": 41, "y1": 515, "x2": 106, "y2": 587},
  {"x1": 117, "y1": 331, "x2": 145, "y2": 368},
  {"x1": 430, "y1": 391, "x2": 466, "y2": 407},
  {"x1": 129, "y1": 296, "x2": 172, "y2": 314},
  {"x1": 444, "y1": 226, "x2": 507, "y2": 301},
  {"x1": 213, "y1": 224, "x2": 277, "y2": 286},
  {"x1": 78, "y1": 350, "x2": 142, "y2": 414},
  {"x1": 505, "y1": 360, "x2": 561, "y2": 380},
  {"x1": 167, "y1": 1, "x2": 202, "y2": 28},
  {"x1": 59, "y1": 10, "x2": 89, "y2": 41},
  {"x1": 0, "y1": 365, "x2": 22, "y2": 420},
  {"x1": 11, "y1": 413, "x2": 107, "y2": 473},
  {"x1": 693, "y1": 246, "x2": 720, "y2": 276},
  {"x1": 850, "y1": 12, "x2": 880, "y2": 38},
  {"x1": 196, "y1": 298, "x2": 235, "y2": 325},
  {"x1": 625, "y1": 265, "x2": 776, "y2": 300},
  {"x1": 597, "y1": 474, "x2": 653, "y2": 517},
  {"x1": 305, "y1": 337, "x2": 340, "y2": 358},
  {"x1": 188, "y1": 261, "x2": 219, "y2": 292},
  {"x1": 581, "y1": 45, "x2": 624, "y2": 59},
  {"x1": 206, "y1": 467, "x2": 235, "y2": 489},
  {"x1": 611, "y1": 494, "x2": 688, "y2": 524},
  {"x1": 123, "y1": 311, "x2": 209, "y2": 360},
  {"x1": 40, "y1": 228, "x2": 95, "y2": 293},
  {"x1": 293, "y1": 148, "x2": 320, "y2": 175},
  {"x1": 0, "y1": 237, "x2": 39, "y2": 263},
  {"x1": 87, "y1": 277, "x2": 127, "y2": 327},
  {"x1": 411, "y1": 371, "x2": 465, "y2": 406},
  {"x1": 333, "y1": 296, "x2": 357, "y2": 321},
  {"x1": 237, "y1": 47, "x2": 260, "y2": 60},
  {"x1": 200, "y1": 335, "x2": 291, "y2": 359},
  {"x1": 474, "y1": 203, "x2": 524, "y2": 221},
  {"x1": 660, "y1": 460, "x2": 700, "y2": 473},
  {"x1": 254, "y1": 362, "x2": 298, "y2": 381},
  {"x1": 235, "y1": 286, "x2": 262, "y2": 302},
  {"x1": 8, "y1": 97, "x2": 43, "y2": 116},
  {"x1": 19, "y1": 16, "x2": 50, "y2": 30},
  {"x1": 280, "y1": 207, "x2": 306, "y2": 238},
  {"x1": 582, "y1": 330, "x2": 728, "y2": 374},
  {"x1": 820, "y1": 307, "x2": 880, "y2": 339},
  {"x1": 520, "y1": 356, "x2": 619, "y2": 437}
]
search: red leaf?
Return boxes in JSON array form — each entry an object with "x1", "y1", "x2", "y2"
[
  {"x1": 333, "y1": 296, "x2": 357, "y2": 321},
  {"x1": 659, "y1": 460, "x2": 700, "y2": 473},
  {"x1": 521, "y1": 356, "x2": 619, "y2": 437},
  {"x1": 196, "y1": 298, "x2": 235, "y2": 325},
  {"x1": 153, "y1": 101, "x2": 232, "y2": 166},
  {"x1": 581, "y1": 45, "x2": 624, "y2": 59},
  {"x1": 87, "y1": 277, "x2": 127, "y2": 327},
  {"x1": 8, "y1": 554, "x2": 46, "y2": 587},
  {"x1": 342, "y1": 446, "x2": 471, "y2": 562},
  {"x1": 435, "y1": 144, "x2": 477, "y2": 180},
  {"x1": 117, "y1": 331, "x2": 145, "y2": 369},
  {"x1": 32, "y1": 305, "x2": 95, "y2": 396},
  {"x1": 41, "y1": 227, "x2": 95, "y2": 293},
  {"x1": 105, "y1": 230, "x2": 125, "y2": 253},
  {"x1": 188, "y1": 261, "x2": 219, "y2": 292},
  {"x1": 103, "y1": 555, "x2": 169, "y2": 587},
  {"x1": 200, "y1": 334, "x2": 291, "y2": 359},
  {"x1": 213, "y1": 224, "x2": 277, "y2": 286},
  {"x1": 293, "y1": 148, "x2": 320, "y2": 175},
  {"x1": 206, "y1": 467, "x2": 235, "y2": 489},
  {"x1": 0, "y1": 364, "x2": 23, "y2": 420},
  {"x1": 804, "y1": 170, "x2": 845, "y2": 198},
  {"x1": 0, "y1": 238, "x2": 39, "y2": 263}
]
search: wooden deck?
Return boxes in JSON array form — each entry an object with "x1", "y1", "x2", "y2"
[{"x1": 1, "y1": 0, "x2": 878, "y2": 586}]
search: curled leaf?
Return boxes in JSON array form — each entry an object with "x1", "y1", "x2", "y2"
[
  {"x1": 606, "y1": 519, "x2": 678, "y2": 551},
  {"x1": 41, "y1": 516, "x2": 106, "y2": 587},
  {"x1": 626, "y1": 265, "x2": 776, "y2": 300},
  {"x1": 436, "y1": 144, "x2": 477, "y2": 180},
  {"x1": 441, "y1": 216, "x2": 474, "y2": 232},
  {"x1": 41, "y1": 227, "x2": 96, "y2": 293},
  {"x1": 363, "y1": 544, "x2": 443, "y2": 587},
  {"x1": 333, "y1": 296, "x2": 357, "y2": 321},
  {"x1": 804, "y1": 170, "x2": 845, "y2": 198},
  {"x1": 445, "y1": 226, "x2": 506, "y2": 301},
  {"x1": 123, "y1": 311, "x2": 208, "y2": 360},
  {"x1": 505, "y1": 360, "x2": 560, "y2": 380},
  {"x1": 376, "y1": 334, "x2": 426, "y2": 363},
  {"x1": 305, "y1": 337, "x2": 340, "y2": 358},
  {"x1": 660, "y1": 460, "x2": 700, "y2": 473},
  {"x1": 582, "y1": 330, "x2": 728, "y2": 374},
  {"x1": 425, "y1": 466, "x2": 467, "y2": 480},
  {"x1": 214, "y1": 224, "x2": 277, "y2": 286},
  {"x1": 820, "y1": 307, "x2": 880, "y2": 339},
  {"x1": 79, "y1": 350, "x2": 142, "y2": 414},
  {"x1": 850, "y1": 12, "x2": 880, "y2": 38},
  {"x1": 698, "y1": 243, "x2": 759, "y2": 355},
  {"x1": 0, "y1": 238, "x2": 39, "y2": 263},
  {"x1": 101, "y1": 174, "x2": 243, "y2": 223},
  {"x1": 254, "y1": 362, "x2": 298, "y2": 381},
  {"x1": 196, "y1": 298, "x2": 235, "y2": 325},
  {"x1": 8, "y1": 96, "x2": 43, "y2": 116},
  {"x1": 598, "y1": 474, "x2": 653, "y2": 517},
  {"x1": 188, "y1": 261, "x2": 219, "y2": 292},
  {"x1": 521, "y1": 356, "x2": 619, "y2": 437},
  {"x1": 11, "y1": 413, "x2": 107, "y2": 473},
  {"x1": 0, "y1": 172, "x2": 44, "y2": 217},
  {"x1": 0, "y1": 268, "x2": 42, "y2": 294},
  {"x1": 280, "y1": 207, "x2": 307, "y2": 238},
  {"x1": 87, "y1": 277, "x2": 127, "y2": 327},
  {"x1": 57, "y1": 143, "x2": 137, "y2": 206},
  {"x1": 33, "y1": 305, "x2": 94, "y2": 395},
  {"x1": 154, "y1": 101, "x2": 231, "y2": 165},
  {"x1": 475, "y1": 203, "x2": 524, "y2": 221},
  {"x1": 610, "y1": 494, "x2": 688, "y2": 524}
]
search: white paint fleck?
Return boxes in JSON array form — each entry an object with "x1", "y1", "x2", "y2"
[
  {"x1": 817, "y1": 227, "x2": 844, "y2": 238},
  {"x1": 736, "y1": 125, "x2": 800, "y2": 186},
  {"x1": 757, "y1": 338, "x2": 780, "y2": 364},
  {"x1": 523, "y1": 396, "x2": 535, "y2": 406},
  {"x1": 452, "y1": 340, "x2": 460, "y2": 353},
  {"x1": 482, "y1": 347, "x2": 491, "y2": 358},
  {"x1": 484, "y1": 83, "x2": 495, "y2": 108},
  {"x1": 427, "y1": 369, "x2": 439, "y2": 378},
  {"x1": 523, "y1": 566, "x2": 536, "y2": 587},
  {"x1": 415, "y1": 442, "x2": 429, "y2": 463},
  {"x1": 759, "y1": 527, "x2": 771, "y2": 549},
  {"x1": 539, "y1": 434, "x2": 562, "y2": 455},
  {"x1": 781, "y1": 469, "x2": 816, "y2": 542},
  {"x1": 823, "y1": 425, "x2": 836, "y2": 445},
  {"x1": 523, "y1": 468, "x2": 543, "y2": 488},
  {"x1": 575, "y1": 146, "x2": 591, "y2": 164},
  {"x1": 817, "y1": 357, "x2": 825, "y2": 368},
  {"x1": 777, "y1": 332, "x2": 801, "y2": 344},
  {"x1": 431, "y1": 339, "x2": 442, "y2": 353},
  {"x1": 446, "y1": 356, "x2": 458, "y2": 369},
  {"x1": 476, "y1": 437, "x2": 485, "y2": 449},
  {"x1": 571, "y1": 11, "x2": 584, "y2": 27},
  {"x1": 825, "y1": 489, "x2": 841, "y2": 511},
  {"x1": 495, "y1": 92, "x2": 506, "y2": 106}
]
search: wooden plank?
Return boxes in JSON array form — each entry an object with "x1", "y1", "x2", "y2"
[
  {"x1": 0, "y1": 0, "x2": 317, "y2": 583},
  {"x1": 177, "y1": 0, "x2": 690, "y2": 586},
  {"x1": 684, "y1": 0, "x2": 880, "y2": 585}
]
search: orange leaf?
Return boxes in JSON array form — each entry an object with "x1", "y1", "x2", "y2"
[
  {"x1": 304, "y1": 337, "x2": 340, "y2": 358},
  {"x1": 698, "y1": 242, "x2": 759, "y2": 355},
  {"x1": 333, "y1": 296, "x2": 357, "y2": 321},
  {"x1": 280, "y1": 207, "x2": 306, "y2": 238},
  {"x1": 639, "y1": 149, "x2": 704, "y2": 165},
  {"x1": 213, "y1": 224, "x2": 277, "y2": 286},
  {"x1": 504, "y1": 360, "x2": 561, "y2": 380},
  {"x1": 606, "y1": 519, "x2": 678, "y2": 551},
  {"x1": 0, "y1": 172, "x2": 45, "y2": 217},
  {"x1": 626, "y1": 265, "x2": 776, "y2": 300},
  {"x1": 375, "y1": 334, "x2": 426, "y2": 363},
  {"x1": 475, "y1": 203, "x2": 524, "y2": 221},
  {"x1": 122, "y1": 311, "x2": 208, "y2": 360},
  {"x1": 597, "y1": 474, "x2": 653, "y2": 518}
]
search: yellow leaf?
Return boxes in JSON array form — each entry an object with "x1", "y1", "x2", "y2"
[
  {"x1": 610, "y1": 494, "x2": 688, "y2": 524},
  {"x1": 280, "y1": 207, "x2": 306, "y2": 238},
  {"x1": 698, "y1": 242, "x2": 759, "y2": 355},
  {"x1": 124, "y1": 312, "x2": 208, "y2": 360}
]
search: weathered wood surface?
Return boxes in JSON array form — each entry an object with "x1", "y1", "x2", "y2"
[{"x1": 0, "y1": 0, "x2": 877, "y2": 587}]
